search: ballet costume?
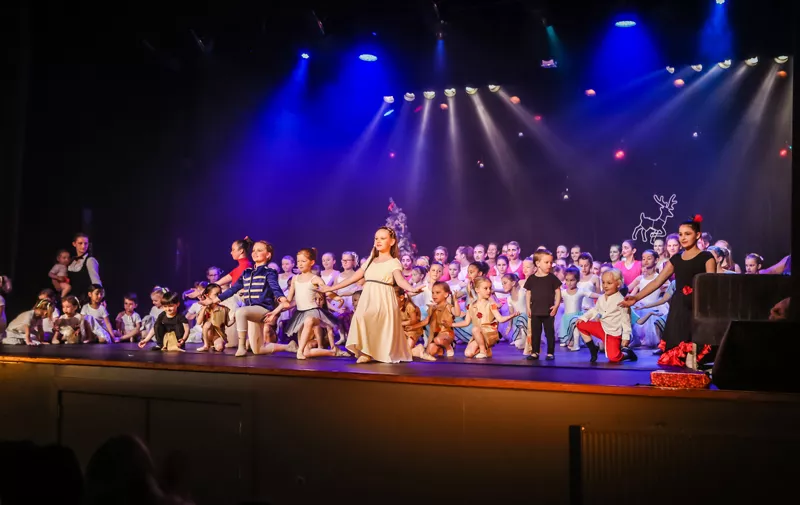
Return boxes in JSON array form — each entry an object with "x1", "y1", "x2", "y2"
[
  {"x1": 283, "y1": 278, "x2": 339, "y2": 338},
  {"x1": 559, "y1": 288, "x2": 592, "y2": 351},
  {"x1": 631, "y1": 275, "x2": 668, "y2": 348},
  {"x1": 277, "y1": 275, "x2": 294, "y2": 342},
  {"x1": 346, "y1": 258, "x2": 412, "y2": 363},
  {"x1": 466, "y1": 299, "x2": 501, "y2": 357},
  {"x1": 506, "y1": 288, "x2": 530, "y2": 350}
]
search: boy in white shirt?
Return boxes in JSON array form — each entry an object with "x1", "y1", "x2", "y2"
[{"x1": 576, "y1": 268, "x2": 637, "y2": 363}]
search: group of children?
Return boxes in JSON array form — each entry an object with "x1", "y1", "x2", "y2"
[{"x1": 0, "y1": 221, "x2": 776, "y2": 368}]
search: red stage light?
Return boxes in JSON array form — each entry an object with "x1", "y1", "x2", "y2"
[
  {"x1": 534, "y1": 115, "x2": 542, "y2": 121},
  {"x1": 674, "y1": 79, "x2": 685, "y2": 88},
  {"x1": 440, "y1": 103, "x2": 448, "y2": 110},
  {"x1": 777, "y1": 70, "x2": 787, "y2": 78},
  {"x1": 615, "y1": 150, "x2": 625, "y2": 160},
  {"x1": 779, "y1": 148, "x2": 788, "y2": 157},
  {"x1": 414, "y1": 106, "x2": 422, "y2": 113},
  {"x1": 389, "y1": 152, "x2": 396, "y2": 158}
]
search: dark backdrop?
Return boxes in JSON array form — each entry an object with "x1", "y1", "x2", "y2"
[{"x1": 0, "y1": 0, "x2": 793, "y2": 316}]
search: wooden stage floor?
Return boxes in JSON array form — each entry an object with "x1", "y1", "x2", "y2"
[{"x1": 0, "y1": 340, "x2": 664, "y2": 388}]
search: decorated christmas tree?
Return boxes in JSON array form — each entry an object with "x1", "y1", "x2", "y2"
[{"x1": 385, "y1": 198, "x2": 417, "y2": 256}]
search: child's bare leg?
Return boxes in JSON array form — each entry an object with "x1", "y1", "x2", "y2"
[
  {"x1": 60, "y1": 284, "x2": 71, "y2": 298},
  {"x1": 262, "y1": 320, "x2": 276, "y2": 345},
  {"x1": 296, "y1": 318, "x2": 317, "y2": 359},
  {"x1": 197, "y1": 324, "x2": 212, "y2": 352},
  {"x1": 252, "y1": 324, "x2": 275, "y2": 355},
  {"x1": 471, "y1": 327, "x2": 488, "y2": 356},
  {"x1": 464, "y1": 340, "x2": 480, "y2": 358}
]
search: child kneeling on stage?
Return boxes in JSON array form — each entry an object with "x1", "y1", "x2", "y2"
[
  {"x1": 395, "y1": 286, "x2": 435, "y2": 361},
  {"x1": 407, "y1": 281, "x2": 461, "y2": 358},
  {"x1": 576, "y1": 268, "x2": 637, "y2": 364},
  {"x1": 139, "y1": 291, "x2": 188, "y2": 352},
  {"x1": 455, "y1": 277, "x2": 518, "y2": 359},
  {"x1": 196, "y1": 283, "x2": 231, "y2": 352}
]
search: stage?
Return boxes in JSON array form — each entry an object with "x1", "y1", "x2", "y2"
[
  {"x1": 1, "y1": 342, "x2": 799, "y2": 505},
  {"x1": 4, "y1": 341, "x2": 663, "y2": 391}
]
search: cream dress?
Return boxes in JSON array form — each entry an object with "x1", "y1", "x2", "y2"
[{"x1": 346, "y1": 257, "x2": 411, "y2": 363}]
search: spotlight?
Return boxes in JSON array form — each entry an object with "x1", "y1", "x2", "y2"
[
  {"x1": 692, "y1": 132, "x2": 699, "y2": 138},
  {"x1": 510, "y1": 96, "x2": 521, "y2": 104},
  {"x1": 614, "y1": 150, "x2": 625, "y2": 160},
  {"x1": 383, "y1": 96, "x2": 395, "y2": 104},
  {"x1": 404, "y1": 92, "x2": 416, "y2": 102},
  {"x1": 585, "y1": 89, "x2": 596, "y2": 97},
  {"x1": 561, "y1": 189, "x2": 570, "y2": 201},
  {"x1": 775, "y1": 56, "x2": 789, "y2": 64},
  {"x1": 423, "y1": 91, "x2": 435, "y2": 100},
  {"x1": 488, "y1": 85, "x2": 500, "y2": 92},
  {"x1": 716, "y1": 0, "x2": 725, "y2": 4},
  {"x1": 359, "y1": 54, "x2": 378, "y2": 62},
  {"x1": 534, "y1": 115, "x2": 542, "y2": 121},
  {"x1": 541, "y1": 59, "x2": 557, "y2": 68},
  {"x1": 745, "y1": 57, "x2": 758, "y2": 67},
  {"x1": 389, "y1": 151, "x2": 396, "y2": 158},
  {"x1": 779, "y1": 148, "x2": 788, "y2": 157},
  {"x1": 778, "y1": 70, "x2": 788, "y2": 78},
  {"x1": 477, "y1": 160, "x2": 484, "y2": 168},
  {"x1": 440, "y1": 103, "x2": 448, "y2": 110},
  {"x1": 666, "y1": 66, "x2": 675, "y2": 74},
  {"x1": 691, "y1": 64, "x2": 703, "y2": 72},
  {"x1": 518, "y1": 132, "x2": 524, "y2": 137},
  {"x1": 674, "y1": 79, "x2": 685, "y2": 88},
  {"x1": 384, "y1": 109, "x2": 394, "y2": 117},
  {"x1": 718, "y1": 60, "x2": 732, "y2": 69},
  {"x1": 300, "y1": 52, "x2": 310, "y2": 59},
  {"x1": 465, "y1": 87, "x2": 478, "y2": 95},
  {"x1": 614, "y1": 20, "x2": 636, "y2": 28},
  {"x1": 444, "y1": 88, "x2": 456, "y2": 97}
]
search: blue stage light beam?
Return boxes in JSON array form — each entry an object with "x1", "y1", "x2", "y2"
[
  {"x1": 699, "y1": 0, "x2": 733, "y2": 64},
  {"x1": 589, "y1": 14, "x2": 660, "y2": 95}
]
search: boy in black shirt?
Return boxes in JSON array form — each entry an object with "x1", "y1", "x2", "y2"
[
  {"x1": 523, "y1": 249, "x2": 563, "y2": 361},
  {"x1": 138, "y1": 292, "x2": 188, "y2": 351}
]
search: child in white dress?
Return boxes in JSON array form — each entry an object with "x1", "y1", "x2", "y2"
[
  {"x1": 53, "y1": 296, "x2": 92, "y2": 345},
  {"x1": 629, "y1": 250, "x2": 668, "y2": 348},
  {"x1": 80, "y1": 284, "x2": 115, "y2": 343},
  {"x1": 559, "y1": 267, "x2": 598, "y2": 350}
]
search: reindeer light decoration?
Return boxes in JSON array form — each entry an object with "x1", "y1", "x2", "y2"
[{"x1": 632, "y1": 194, "x2": 678, "y2": 244}]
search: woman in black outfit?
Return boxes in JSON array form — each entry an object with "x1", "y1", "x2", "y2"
[{"x1": 67, "y1": 232, "x2": 102, "y2": 302}]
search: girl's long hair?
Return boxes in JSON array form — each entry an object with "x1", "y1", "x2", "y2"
[{"x1": 365, "y1": 226, "x2": 399, "y2": 269}]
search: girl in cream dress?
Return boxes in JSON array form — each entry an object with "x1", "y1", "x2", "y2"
[{"x1": 321, "y1": 227, "x2": 422, "y2": 364}]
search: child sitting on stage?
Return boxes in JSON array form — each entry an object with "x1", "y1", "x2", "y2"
[
  {"x1": 195, "y1": 284, "x2": 231, "y2": 352},
  {"x1": 407, "y1": 281, "x2": 461, "y2": 358},
  {"x1": 138, "y1": 292, "x2": 188, "y2": 352},
  {"x1": 577, "y1": 269, "x2": 637, "y2": 363},
  {"x1": 455, "y1": 277, "x2": 518, "y2": 359},
  {"x1": 81, "y1": 284, "x2": 116, "y2": 343},
  {"x1": 115, "y1": 293, "x2": 142, "y2": 342},
  {"x1": 53, "y1": 296, "x2": 91, "y2": 345},
  {"x1": 2, "y1": 299, "x2": 54, "y2": 346},
  {"x1": 395, "y1": 286, "x2": 436, "y2": 361}
]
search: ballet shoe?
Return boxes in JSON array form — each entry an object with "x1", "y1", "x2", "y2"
[
  {"x1": 296, "y1": 351, "x2": 307, "y2": 360},
  {"x1": 474, "y1": 352, "x2": 488, "y2": 359},
  {"x1": 445, "y1": 347, "x2": 455, "y2": 358},
  {"x1": 235, "y1": 346, "x2": 247, "y2": 357},
  {"x1": 334, "y1": 347, "x2": 349, "y2": 357},
  {"x1": 356, "y1": 355, "x2": 372, "y2": 364},
  {"x1": 421, "y1": 352, "x2": 437, "y2": 361},
  {"x1": 287, "y1": 341, "x2": 299, "y2": 353},
  {"x1": 196, "y1": 346, "x2": 209, "y2": 353}
]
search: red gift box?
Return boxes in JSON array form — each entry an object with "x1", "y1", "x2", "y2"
[{"x1": 651, "y1": 370, "x2": 711, "y2": 389}]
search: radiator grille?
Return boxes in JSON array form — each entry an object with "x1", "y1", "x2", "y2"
[{"x1": 571, "y1": 426, "x2": 800, "y2": 505}]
